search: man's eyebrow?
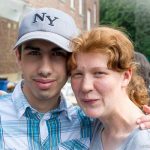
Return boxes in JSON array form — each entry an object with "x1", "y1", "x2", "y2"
[{"x1": 23, "y1": 45, "x2": 40, "y2": 51}]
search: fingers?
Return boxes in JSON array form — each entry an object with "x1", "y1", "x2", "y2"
[
  {"x1": 137, "y1": 105, "x2": 150, "y2": 130},
  {"x1": 138, "y1": 122, "x2": 150, "y2": 130},
  {"x1": 143, "y1": 105, "x2": 150, "y2": 114},
  {"x1": 136, "y1": 114, "x2": 150, "y2": 129}
]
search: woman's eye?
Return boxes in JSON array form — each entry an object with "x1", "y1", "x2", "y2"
[
  {"x1": 71, "y1": 72, "x2": 83, "y2": 78},
  {"x1": 95, "y1": 72, "x2": 103, "y2": 75},
  {"x1": 94, "y1": 72, "x2": 105, "y2": 77}
]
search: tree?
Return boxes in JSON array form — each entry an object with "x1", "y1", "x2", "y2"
[
  {"x1": 100, "y1": 0, "x2": 150, "y2": 61},
  {"x1": 135, "y1": 0, "x2": 150, "y2": 60}
]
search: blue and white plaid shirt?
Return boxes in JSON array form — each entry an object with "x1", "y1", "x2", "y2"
[{"x1": 0, "y1": 81, "x2": 93, "y2": 150}]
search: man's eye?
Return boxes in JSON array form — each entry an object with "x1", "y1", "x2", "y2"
[
  {"x1": 52, "y1": 51, "x2": 67, "y2": 57},
  {"x1": 28, "y1": 51, "x2": 40, "y2": 56}
]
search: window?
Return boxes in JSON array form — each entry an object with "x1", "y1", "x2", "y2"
[
  {"x1": 70, "y1": 0, "x2": 75, "y2": 9},
  {"x1": 79, "y1": 0, "x2": 83, "y2": 15},
  {"x1": 7, "y1": 23, "x2": 11, "y2": 29},
  {"x1": 93, "y1": 3, "x2": 97, "y2": 24},
  {"x1": 13, "y1": 23, "x2": 17, "y2": 30},
  {"x1": 87, "y1": 9, "x2": 91, "y2": 31}
]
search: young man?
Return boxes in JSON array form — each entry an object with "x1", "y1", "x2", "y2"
[{"x1": 0, "y1": 8, "x2": 92, "y2": 149}]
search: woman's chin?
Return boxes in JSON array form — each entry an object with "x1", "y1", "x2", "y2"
[{"x1": 83, "y1": 108, "x2": 101, "y2": 118}]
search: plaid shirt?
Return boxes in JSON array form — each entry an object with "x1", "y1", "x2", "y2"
[{"x1": 0, "y1": 81, "x2": 93, "y2": 150}]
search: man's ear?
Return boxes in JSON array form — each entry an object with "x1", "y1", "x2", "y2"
[
  {"x1": 121, "y1": 69, "x2": 132, "y2": 87},
  {"x1": 15, "y1": 49, "x2": 21, "y2": 66}
]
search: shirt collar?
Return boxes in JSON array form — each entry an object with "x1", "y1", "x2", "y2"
[
  {"x1": 12, "y1": 80, "x2": 74, "y2": 120},
  {"x1": 12, "y1": 80, "x2": 30, "y2": 119},
  {"x1": 52, "y1": 93, "x2": 73, "y2": 120}
]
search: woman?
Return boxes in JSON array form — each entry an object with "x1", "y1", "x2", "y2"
[{"x1": 68, "y1": 26, "x2": 150, "y2": 150}]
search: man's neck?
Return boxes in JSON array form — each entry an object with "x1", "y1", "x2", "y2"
[{"x1": 22, "y1": 83, "x2": 61, "y2": 113}]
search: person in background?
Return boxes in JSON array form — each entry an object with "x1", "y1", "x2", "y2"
[
  {"x1": 0, "y1": 8, "x2": 92, "y2": 149},
  {"x1": 0, "y1": 90, "x2": 7, "y2": 96},
  {"x1": 69, "y1": 26, "x2": 150, "y2": 150},
  {"x1": 7, "y1": 82, "x2": 16, "y2": 93},
  {"x1": 134, "y1": 51, "x2": 150, "y2": 96}
]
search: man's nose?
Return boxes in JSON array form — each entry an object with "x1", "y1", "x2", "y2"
[{"x1": 38, "y1": 56, "x2": 53, "y2": 77}]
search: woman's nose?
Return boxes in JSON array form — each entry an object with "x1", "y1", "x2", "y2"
[{"x1": 81, "y1": 76, "x2": 94, "y2": 93}]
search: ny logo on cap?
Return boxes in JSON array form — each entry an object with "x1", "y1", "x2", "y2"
[{"x1": 33, "y1": 12, "x2": 59, "y2": 26}]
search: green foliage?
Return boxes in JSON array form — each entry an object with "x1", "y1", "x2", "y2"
[{"x1": 100, "y1": 0, "x2": 150, "y2": 60}]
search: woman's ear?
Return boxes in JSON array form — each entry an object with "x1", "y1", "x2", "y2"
[{"x1": 122, "y1": 69, "x2": 132, "y2": 87}]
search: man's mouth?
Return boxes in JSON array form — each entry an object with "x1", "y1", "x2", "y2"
[{"x1": 34, "y1": 78, "x2": 56, "y2": 90}]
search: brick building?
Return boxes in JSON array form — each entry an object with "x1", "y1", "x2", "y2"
[{"x1": 0, "y1": 0, "x2": 99, "y2": 82}]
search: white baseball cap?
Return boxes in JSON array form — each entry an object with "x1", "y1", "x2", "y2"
[{"x1": 14, "y1": 7, "x2": 79, "y2": 52}]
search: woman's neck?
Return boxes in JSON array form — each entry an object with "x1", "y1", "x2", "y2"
[
  {"x1": 100, "y1": 100, "x2": 144, "y2": 150},
  {"x1": 101, "y1": 99, "x2": 144, "y2": 132}
]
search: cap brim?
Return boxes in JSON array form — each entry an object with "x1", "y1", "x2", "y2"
[{"x1": 14, "y1": 31, "x2": 71, "y2": 52}]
